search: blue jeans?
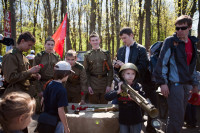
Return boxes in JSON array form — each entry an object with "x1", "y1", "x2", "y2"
[
  {"x1": 120, "y1": 123, "x2": 142, "y2": 133},
  {"x1": 55, "y1": 122, "x2": 64, "y2": 133}
]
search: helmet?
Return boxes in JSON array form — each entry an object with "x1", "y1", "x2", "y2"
[
  {"x1": 119, "y1": 63, "x2": 139, "y2": 80},
  {"x1": 188, "y1": 93, "x2": 200, "y2": 106},
  {"x1": 119, "y1": 63, "x2": 138, "y2": 73}
]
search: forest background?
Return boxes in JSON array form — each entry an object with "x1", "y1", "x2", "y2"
[{"x1": 0, "y1": 0, "x2": 200, "y2": 59}]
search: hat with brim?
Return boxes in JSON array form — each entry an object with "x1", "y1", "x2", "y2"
[{"x1": 54, "y1": 61, "x2": 75, "y2": 73}]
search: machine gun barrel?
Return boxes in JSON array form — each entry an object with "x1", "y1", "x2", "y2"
[{"x1": 114, "y1": 74, "x2": 159, "y2": 118}]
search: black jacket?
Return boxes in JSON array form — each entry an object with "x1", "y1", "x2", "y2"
[
  {"x1": 115, "y1": 42, "x2": 149, "y2": 81},
  {"x1": 105, "y1": 82, "x2": 144, "y2": 125}
]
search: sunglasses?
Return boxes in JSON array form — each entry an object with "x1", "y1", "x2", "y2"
[{"x1": 175, "y1": 26, "x2": 188, "y2": 31}]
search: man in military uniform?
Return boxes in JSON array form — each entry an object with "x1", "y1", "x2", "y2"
[
  {"x1": 33, "y1": 36, "x2": 60, "y2": 112},
  {"x1": 33, "y1": 36, "x2": 60, "y2": 93},
  {"x1": 2, "y1": 31, "x2": 41, "y2": 97},
  {"x1": 84, "y1": 32, "x2": 113, "y2": 104},
  {"x1": 65, "y1": 50, "x2": 88, "y2": 104}
]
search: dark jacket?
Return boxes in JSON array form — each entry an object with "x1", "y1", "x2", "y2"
[
  {"x1": 116, "y1": 42, "x2": 149, "y2": 81},
  {"x1": 153, "y1": 33, "x2": 199, "y2": 86},
  {"x1": 105, "y1": 82, "x2": 144, "y2": 125}
]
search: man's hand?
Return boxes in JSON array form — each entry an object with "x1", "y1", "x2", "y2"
[
  {"x1": 88, "y1": 86, "x2": 94, "y2": 95},
  {"x1": 79, "y1": 100, "x2": 86, "y2": 105},
  {"x1": 32, "y1": 73, "x2": 41, "y2": 80},
  {"x1": 160, "y1": 84, "x2": 170, "y2": 98},
  {"x1": 28, "y1": 65, "x2": 41, "y2": 74},
  {"x1": 191, "y1": 85, "x2": 199, "y2": 94},
  {"x1": 105, "y1": 86, "x2": 111, "y2": 93},
  {"x1": 114, "y1": 60, "x2": 124, "y2": 68}
]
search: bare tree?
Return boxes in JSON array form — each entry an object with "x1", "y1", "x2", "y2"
[
  {"x1": 145, "y1": 0, "x2": 151, "y2": 50},
  {"x1": 33, "y1": 0, "x2": 40, "y2": 37},
  {"x1": 115, "y1": 0, "x2": 120, "y2": 51},
  {"x1": 106, "y1": 0, "x2": 110, "y2": 51},
  {"x1": 10, "y1": 0, "x2": 16, "y2": 45},
  {"x1": 90, "y1": 0, "x2": 96, "y2": 34},
  {"x1": 138, "y1": 0, "x2": 144, "y2": 44},
  {"x1": 156, "y1": 0, "x2": 161, "y2": 40},
  {"x1": 197, "y1": 0, "x2": 200, "y2": 49}
]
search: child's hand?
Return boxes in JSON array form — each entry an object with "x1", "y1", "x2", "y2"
[{"x1": 117, "y1": 82, "x2": 123, "y2": 94}]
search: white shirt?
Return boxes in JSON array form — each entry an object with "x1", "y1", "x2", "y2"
[
  {"x1": 125, "y1": 46, "x2": 130, "y2": 63},
  {"x1": 125, "y1": 43, "x2": 134, "y2": 63}
]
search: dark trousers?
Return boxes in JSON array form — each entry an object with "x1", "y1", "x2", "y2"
[{"x1": 185, "y1": 103, "x2": 197, "y2": 126}]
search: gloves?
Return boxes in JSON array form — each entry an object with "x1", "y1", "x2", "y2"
[{"x1": 0, "y1": 37, "x2": 14, "y2": 46}]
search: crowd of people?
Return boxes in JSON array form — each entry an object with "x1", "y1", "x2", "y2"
[{"x1": 0, "y1": 15, "x2": 199, "y2": 133}]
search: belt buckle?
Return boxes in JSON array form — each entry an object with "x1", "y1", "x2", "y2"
[{"x1": 98, "y1": 75, "x2": 102, "y2": 78}]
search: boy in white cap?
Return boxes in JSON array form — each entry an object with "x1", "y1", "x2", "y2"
[{"x1": 37, "y1": 61, "x2": 73, "y2": 133}]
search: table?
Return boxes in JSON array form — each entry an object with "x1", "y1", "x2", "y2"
[{"x1": 66, "y1": 103, "x2": 119, "y2": 133}]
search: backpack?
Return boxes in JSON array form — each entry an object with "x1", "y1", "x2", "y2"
[{"x1": 149, "y1": 41, "x2": 163, "y2": 82}]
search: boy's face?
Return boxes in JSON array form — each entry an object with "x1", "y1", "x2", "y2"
[
  {"x1": 66, "y1": 56, "x2": 77, "y2": 66},
  {"x1": 122, "y1": 69, "x2": 136, "y2": 85},
  {"x1": 120, "y1": 33, "x2": 134, "y2": 46},
  {"x1": 45, "y1": 40, "x2": 55, "y2": 53},
  {"x1": 18, "y1": 40, "x2": 35, "y2": 52},
  {"x1": 90, "y1": 37, "x2": 100, "y2": 49}
]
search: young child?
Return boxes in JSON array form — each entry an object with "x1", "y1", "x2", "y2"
[
  {"x1": 65, "y1": 50, "x2": 87, "y2": 105},
  {"x1": 105, "y1": 63, "x2": 144, "y2": 133},
  {"x1": 0, "y1": 92, "x2": 36, "y2": 133},
  {"x1": 37, "y1": 61, "x2": 71, "y2": 133}
]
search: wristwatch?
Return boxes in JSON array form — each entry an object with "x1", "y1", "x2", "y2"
[{"x1": 0, "y1": 34, "x2": 4, "y2": 41}]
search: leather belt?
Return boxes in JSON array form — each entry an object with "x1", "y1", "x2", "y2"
[{"x1": 90, "y1": 74, "x2": 107, "y2": 78}]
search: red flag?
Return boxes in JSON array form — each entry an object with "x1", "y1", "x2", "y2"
[{"x1": 53, "y1": 13, "x2": 67, "y2": 58}]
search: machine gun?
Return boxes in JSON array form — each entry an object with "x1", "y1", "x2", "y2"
[{"x1": 113, "y1": 74, "x2": 159, "y2": 118}]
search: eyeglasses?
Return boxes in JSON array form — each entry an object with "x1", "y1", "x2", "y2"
[{"x1": 175, "y1": 26, "x2": 188, "y2": 31}]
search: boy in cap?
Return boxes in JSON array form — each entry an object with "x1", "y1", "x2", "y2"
[
  {"x1": 38, "y1": 61, "x2": 72, "y2": 133},
  {"x1": 84, "y1": 32, "x2": 113, "y2": 104},
  {"x1": 65, "y1": 49, "x2": 87, "y2": 104}
]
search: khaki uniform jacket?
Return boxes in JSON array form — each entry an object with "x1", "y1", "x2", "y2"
[
  {"x1": 33, "y1": 51, "x2": 60, "y2": 91},
  {"x1": 65, "y1": 62, "x2": 88, "y2": 100},
  {"x1": 2, "y1": 47, "x2": 34, "y2": 96},
  {"x1": 84, "y1": 49, "x2": 113, "y2": 93}
]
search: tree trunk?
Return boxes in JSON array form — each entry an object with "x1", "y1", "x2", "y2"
[
  {"x1": 111, "y1": 0, "x2": 115, "y2": 59},
  {"x1": 106, "y1": 0, "x2": 110, "y2": 51},
  {"x1": 145, "y1": 0, "x2": 151, "y2": 50},
  {"x1": 115, "y1": 0, "x2": 120, "y2": 51},
  {"x1": 97, "y1": 0, "x2": 102, "y2": 47},
  {"x1": 10, "y1": 0, "x2": 16, "y2": 45},
  {"x1": 62, "y1": 0, "x2": 71, "y2": 51},
  {"x1": 20, "y1": 0, "x2": 22, "y2": 33},
  {"x1": 33, "y1": 0, "x2": 40, "y2": 38},
  {"x1": 53, "y1": 0, "x2": 59, "y2": 33},
  {"x1": 138, "y1": 0, "x2": 144, "y2": 44},
  {"x1": 78, "y1": 0, "x2": 82, "y2": 51},
  {"x1": 197, "y1": 0, "x2": 200, "y2": 49},
  {"x1": 89, "y1": 0, "x2": 96, "y2": 34},
  {"x1": 46, "y1": 0, "x2": 53, "y2": 36},
  {"x1": 189, "y1": 0, "x2": 197, "y2": 18},
  {"x1": 156, "y1": 0, "x2": 161, "y2": 40}
]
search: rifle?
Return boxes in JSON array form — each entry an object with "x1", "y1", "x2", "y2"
[{"x1": 113, "y1": 74, "x2": 159, "y2": 118}]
